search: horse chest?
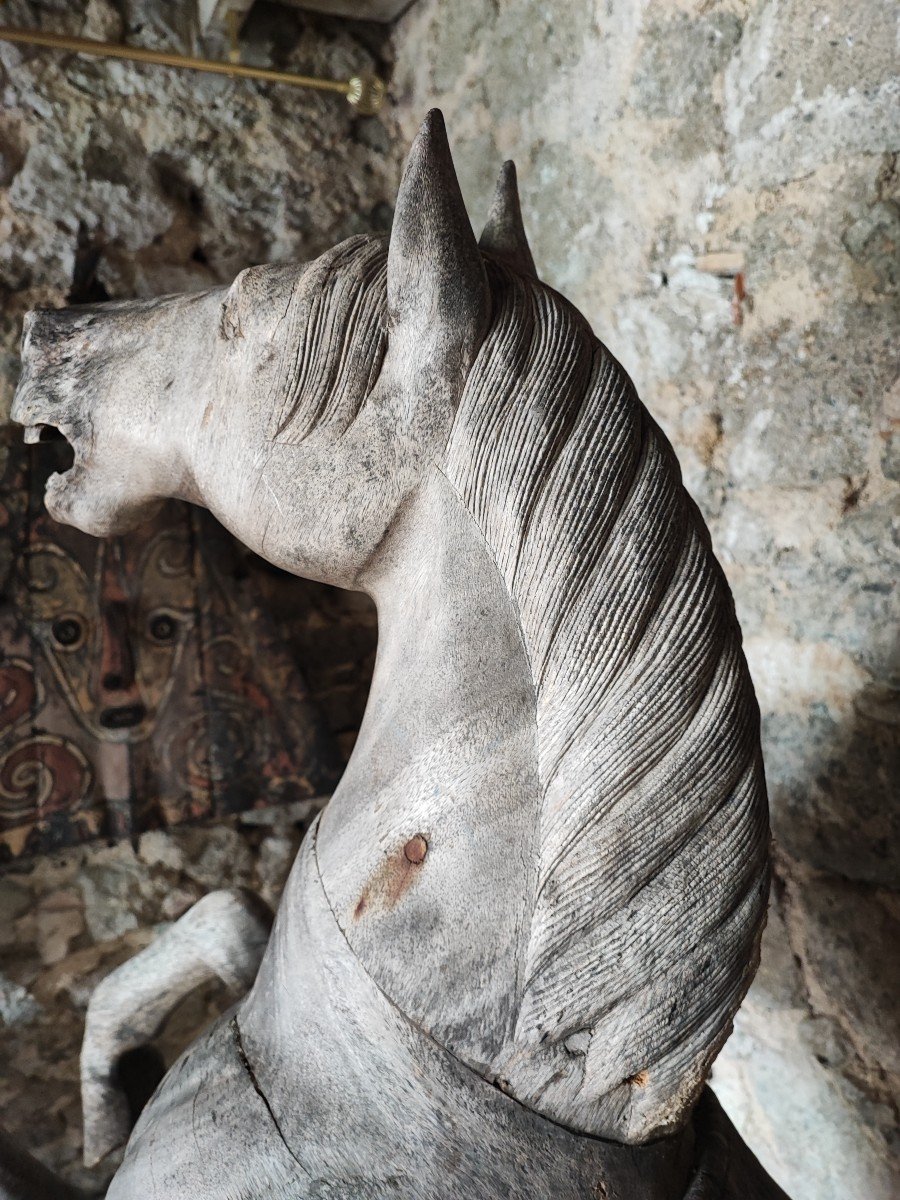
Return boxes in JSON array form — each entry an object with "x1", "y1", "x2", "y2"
[{"x1": 316, "y1": 720, "x2": 539, "y2": 1073}]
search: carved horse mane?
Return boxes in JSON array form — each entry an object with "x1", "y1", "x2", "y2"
[
  {"x1": 450, "y1": 255, "x2": 769, "y2": 1135},
  {"x1": 259, "y1": 181, "x2": 769, "y2": 1139}
]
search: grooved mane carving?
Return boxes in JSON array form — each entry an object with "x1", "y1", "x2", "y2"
[
  {"x1": 445, "y1": 253, "x2": 769, "y2": 1138},
  {"x1": 5, "y1": 111, "x2": 789, "y2": 1200}
]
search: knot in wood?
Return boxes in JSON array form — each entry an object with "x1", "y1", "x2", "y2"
[{"x1": 403, "y1": 834, "x2": 428, "y2": 864}]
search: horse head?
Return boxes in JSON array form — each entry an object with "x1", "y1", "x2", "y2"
[{"x1": 13, "y1": 112, "x2": 492, "y2": 590}]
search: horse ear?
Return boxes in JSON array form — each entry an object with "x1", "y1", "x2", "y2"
[
  {"x1": 387, "y1": 110, "x2": 489, "y2": 385},
  {"x1": 479, "y1": 160, "x2": 537, "y2": 279}
]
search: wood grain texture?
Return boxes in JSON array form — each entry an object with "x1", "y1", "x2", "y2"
[
  {"x1": 5, "y1": 110, "x2": 785, "y2": 1197},
  {"x1": 110, "y1": 828, "x2": 697, "y2": 1200},
  {"x1": 443, "y1": 256, "x2": 769, "y2": 1139}
]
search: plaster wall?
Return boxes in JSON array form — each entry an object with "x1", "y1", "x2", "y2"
[{"x1": 390, "y1": 2, "x2": 899, "y2": 1197}]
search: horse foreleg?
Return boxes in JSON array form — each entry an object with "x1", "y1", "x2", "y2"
[{"x1": 80, "y1": 887, "x2": 271, "y2": 1168}]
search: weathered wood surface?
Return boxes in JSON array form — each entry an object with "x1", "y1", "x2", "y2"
[
  {"x1": 80, "y1": 888, "x2": 271, "y2": 1167},
  {"x1": 107, "y1": 831, "x2": 789, "y2": 1199},
  {"x1": 6, "y1": 111, "x2": 789, "y2": 1198}
]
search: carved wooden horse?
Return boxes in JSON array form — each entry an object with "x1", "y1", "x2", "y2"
[{"x1": 8, "y1": 112, "x2": 790, "y2": 1199}]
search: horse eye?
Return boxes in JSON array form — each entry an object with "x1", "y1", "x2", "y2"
[
  {"x1": 148, "y1": 612, "x2": 178, "y2": 643},
  {"x1": 51, "y1": 615, "x2": 84, "y2": 648}
]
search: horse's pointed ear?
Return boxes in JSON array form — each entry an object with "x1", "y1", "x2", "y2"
[
  {"x1": 479, "y1": 160, "x2": 537, "y2": 279},
  {"x1": 387, "y1": 110, "x2": 489, "y2": 386}
]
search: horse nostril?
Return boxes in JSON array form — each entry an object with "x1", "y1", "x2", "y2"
[{"x1": 103, "y1": 672, "x2": 125, "y2": 691}]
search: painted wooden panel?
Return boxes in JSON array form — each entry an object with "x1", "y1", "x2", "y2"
[{"x1": 0, "y1": 432, "x2": 341, "y2": 865}]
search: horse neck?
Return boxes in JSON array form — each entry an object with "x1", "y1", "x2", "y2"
[{"x1": 315, "y1": 465, "x2": 540, "y2": 1073}]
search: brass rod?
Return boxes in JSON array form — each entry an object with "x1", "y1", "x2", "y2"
[{"x1": 0, "y1": 25, "x2": 365, "y2": 100}]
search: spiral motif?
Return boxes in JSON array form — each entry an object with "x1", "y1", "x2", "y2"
[
  {"x1": 0, "y1": 734, "x2": 91, "y2": 824},
  {"x1": 0, "y1": 658, "x2": 39, "y2": 735}
]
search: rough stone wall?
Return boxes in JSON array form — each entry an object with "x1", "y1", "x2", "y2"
[
  {"x1": 0, "y1": 0, "x2": 384, "y2": 1189},
  {"x1": 391, "y1": 2, "x2": 898, "y2": 1198}
]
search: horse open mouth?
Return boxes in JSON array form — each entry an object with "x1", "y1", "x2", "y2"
[
  {"x1": 23, "y1": 422, "x2": 77, "y2": 478},
  {"x1": 24, "y1": 421, "x2": 75, "y2": 460}
]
